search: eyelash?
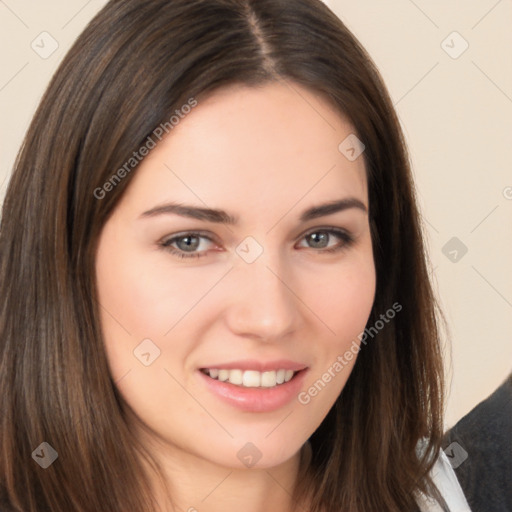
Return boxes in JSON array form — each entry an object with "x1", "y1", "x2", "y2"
[{"x1": 159, "y1": 228, "x2": 355, "y2": 260}]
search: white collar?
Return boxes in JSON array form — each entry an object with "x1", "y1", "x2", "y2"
[{"x1": 416, "y1": 441, "x2": 472, "y2": 512}]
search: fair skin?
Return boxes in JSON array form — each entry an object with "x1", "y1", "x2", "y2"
[{"x1": 95, "y1": 81, "x2": 376, "y2": 512}]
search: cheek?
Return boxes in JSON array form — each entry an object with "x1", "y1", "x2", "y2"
[
  {"x1": 95, "y1": 229, "x2": 231, "y2": 387},
  {"x1": 304, "y1": 251, "x2": 376, "y2": 344},
  {"x1": 294, "y1": 253, "x2": 375, "y2": 428},
  {"x1": 95, "y1": 229, "x2": 217, "y2": 340},
  {"x1": 297, "y1": 247, "x2": 375, "y2": 377}
]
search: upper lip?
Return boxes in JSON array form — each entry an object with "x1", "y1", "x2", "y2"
[{"x1": 199, "y1": 360, "x2": 308, "y2": 372}]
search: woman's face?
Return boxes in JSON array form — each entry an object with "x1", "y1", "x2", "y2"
[{"x1": 95, "y1": 82, "x2": 376, "y2": 470}]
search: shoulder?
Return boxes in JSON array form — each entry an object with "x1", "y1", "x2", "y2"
[{"x1": 443, "y1": 374, "x2": 512, "y2": 512}]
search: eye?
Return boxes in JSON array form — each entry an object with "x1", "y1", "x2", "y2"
[
  {"x1": 297, "y1": 228, "x2": 354, "y2": 253},
  {"x1": 160, "y1": 227, "x2": 355, "y2": 260},
  {"x1": 160, "y1": 232, "x2": 218, "y2": 259}
]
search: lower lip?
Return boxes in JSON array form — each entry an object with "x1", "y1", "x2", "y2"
[{"x1": 198, "y1": 369, "x2": 308, "y2": 413}]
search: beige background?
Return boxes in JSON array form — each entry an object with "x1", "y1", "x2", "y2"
[{"x1": 1, "y1": 0, "x2": 511, "y2": 428}]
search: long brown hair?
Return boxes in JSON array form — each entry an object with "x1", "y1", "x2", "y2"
[{"x1": 0, "y1": 0, "x2": 446, "y2": 510}]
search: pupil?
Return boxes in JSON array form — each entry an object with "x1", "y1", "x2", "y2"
[
  {"x1": 178, "y1": 236, "x2": 199, "y2": 251},
  {"x1": 309, "y1": 232, "x2": 328, "y2": 248}
]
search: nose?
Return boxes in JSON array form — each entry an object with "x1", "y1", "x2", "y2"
[{"x1": 223, "y1": 253, "x2": 300, "y2": 342}]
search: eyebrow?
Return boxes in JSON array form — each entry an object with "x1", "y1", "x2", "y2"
[{"x1": 140, "y1": 198, "x2": 367, "y2": 224}]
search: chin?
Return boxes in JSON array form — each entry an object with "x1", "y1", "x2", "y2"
[{"x1": 192, "y1": 435, "x2": 306, "y2": 472}]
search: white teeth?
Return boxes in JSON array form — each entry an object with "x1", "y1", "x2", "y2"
[
  {"x1": 261, "y1": 371, "x2": 276, "y2": 387},
  {"x1": 243, "y1": 370, "x2": 261, "y2": 387},
  {"x1": 228, "y1": 369, "x2": 243, "y2": 385},
  {"x1": 204, "y1": 368, "x2": 298, "y2": 388}
]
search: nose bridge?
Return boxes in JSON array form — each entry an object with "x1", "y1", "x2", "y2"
[{"x1": 225, "y1": 247, "x2": 298, "y2": 339}]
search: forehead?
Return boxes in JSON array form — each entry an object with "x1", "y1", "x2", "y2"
[{"x1": 118, "y1": 82, "x2": 367, "y2": 220}]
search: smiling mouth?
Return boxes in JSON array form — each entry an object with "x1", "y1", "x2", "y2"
[{"x1": 200, "y1": 368, "x2": 300, "y2": 388}]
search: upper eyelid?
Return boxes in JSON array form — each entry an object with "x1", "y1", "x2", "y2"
[{"x1": 301, "y1": 226, "x2": 350, "y2": 237}]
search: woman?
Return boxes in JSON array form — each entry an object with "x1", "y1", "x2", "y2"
[{"x1": 0, "y1": 0, "x2": 471, "y2": 510}]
